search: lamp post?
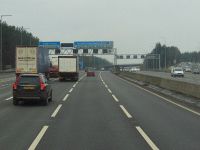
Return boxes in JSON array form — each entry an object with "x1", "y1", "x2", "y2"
[
  {"x1": 0, "y1": 15, "x2": 12, "y2": 71},
  {"x1": 20, "y1": 27, "x2": 30, "y2": 45},
  {"x1": 160, "y1": 37, "x2": 167, "y2": 70}
]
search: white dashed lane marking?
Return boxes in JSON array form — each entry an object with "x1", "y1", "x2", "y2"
[
  {"x1": 63, "y1": 94, "x2": 69, "y2": 101},
  {"x1": 136, "y1": 126, "x2": 159, "y2": 150},
  {"x1": 108, "y1": 88, "x2": 112, "y2": 93},
  {"x1": 69, "y1": 88, "x2": 73, "y2": 93},
  {"x1": 112, "y1": 95, "x2": 119, "y2": 102},
  {"x1": 51, "y1": 104, "x2": 62, "y2": 118},
  {"x1": 120, "y1": 105, "x2": 132, "y2": 118},
  {"x1": 5, "y1": 97, "x2": 13, "y2": 101},
  {"x1": 28, "y1": 126, "x2": 49, "y2": 150}
]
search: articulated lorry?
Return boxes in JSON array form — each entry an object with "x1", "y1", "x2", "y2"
[
  {"x1": 16, "y1": 46, "x2": 50, "y2": 79},
  {"x1": 49, "y1": 55, "x2": 59, "y2": 78},
  {"x1": 58, "y1": 56, "x2": 79, "y2": 81}
]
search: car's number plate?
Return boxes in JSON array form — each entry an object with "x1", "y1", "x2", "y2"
[{"x1": 23, "y1": 86, "x2": 35, "y2": 90}]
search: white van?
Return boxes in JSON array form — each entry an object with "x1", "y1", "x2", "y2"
[{"x1": 171, "y1": 67, "x2": 184, "y2": 77}]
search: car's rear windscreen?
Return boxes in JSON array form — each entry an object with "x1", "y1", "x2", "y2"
[
  {"x1": 19, "y1": 76, "x2": 40, "y2": 85},
  {"x1": 175, "y1": 69, "x2": 182, "y2": 71}
]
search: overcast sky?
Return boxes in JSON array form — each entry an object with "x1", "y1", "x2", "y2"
[{"x1": 1, "y1": 0, "x2": 200, "y2": 55}]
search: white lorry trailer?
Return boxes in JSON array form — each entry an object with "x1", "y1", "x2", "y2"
[
  {"x1": 58, "y1": 56, "x2": 79, "y2": 81},
  {"x1": 16, "y1": 46, "x2": 50, "y2": 78}
]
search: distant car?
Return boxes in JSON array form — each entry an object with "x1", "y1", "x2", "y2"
[
  {"x1": 101, "y1": 68, "x2": 105, "y2": 71},
  {"x1": 171, "y1": 67, "x2": 184, "y2": 77},
  {"x1": 12, "y1": 73, "x2": 52, "y2": 105},
  {"x1": 184, "y1": 66, "x2": 191, "y2": 72},
  {"x1": 129, "y1": 67, "x2": 140, "y2": 72},
  {"x1": 87, "y1": 68, "x2": 95, "y2": 77},
  {"x1": 192, "y1": 68, "x2": 200, "y2": 74}
]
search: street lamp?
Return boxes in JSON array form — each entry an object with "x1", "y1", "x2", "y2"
[
  {"x1": 160, "y1": 37, "x2": 167, "y2": 70},
  {"x1": 20, "y1": 27, "x2": 30, "y2": 45},
  {"x1": 0, "y1": 14, "x2": 12, "y2": 71}
]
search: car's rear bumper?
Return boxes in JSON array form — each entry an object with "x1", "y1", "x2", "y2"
[
  {"x1": 13, "y1": 91, "x2": 47, "y2": 100},
  {"x1": 87, "y1": 72, "x2": 95, "y2": 76},
  {"x1": 172, "y1": 74, "x2": 184, "y2": 76},
  {"x1": 15, "y1": 97, "x2": 40, "y2": 100}
]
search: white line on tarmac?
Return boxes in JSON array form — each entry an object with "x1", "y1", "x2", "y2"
[
  {"x1": 69, "y1": 88, "x2": 73, "y2": 93},
  {"x1": 118, "y1": 76, "x2": 200, "y2": 117},
  {"x1": 136, "y1": 126, "x2": 159, "y2": 150},
  {"x1": 105, "y1": 85, "x2": 108, "y2": 88},
  {"x1": 28, "y1": 126, "x2": 49, "y2": 150},
  {"x1": 63, "y1": 94, "x2": 69, "y2": 101},
  {"x1": 112, "y1": 95, "x2": 119, "y2": 102},
  {"x1": 5, "y1": 96, "x2": 13, "y2": 100},
  {"x1": 51, "y1": 104, "x2": 62, "y2": 118},
  {"x1": 73, "y1": 84, "x2": 77, "y2": 88},
  {"x1": 108, "y1": 88, "x2": 112, "y2": 93},
  {"x1": 120, "y1": 105, "x2": 132, "y2": 118}
]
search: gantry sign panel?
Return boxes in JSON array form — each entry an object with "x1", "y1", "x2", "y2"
[
  {"x1": 39, "y1": 41, "x2": 60, "y2": 49},
  {"x1": 116, "y1": 54, "x2": 160, "y2": 59},
  {"x1": 74, "y1": 41, "x2": 113, "y2": 49},
  {"x1": 49, "y1": 41, "x2": 115, "y2": 55},
  {"x1": 48, "y1": 48, "x2": 115, "y2": 55},
  {"x1": 116, "y1": 54, "x2": 146, "y2": 59}
]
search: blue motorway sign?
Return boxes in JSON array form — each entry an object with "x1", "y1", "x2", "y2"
[
  {"x1": 74, "y1": 41, "x2": 113, "y2": 49},
  {"x1": 39, "y1": 41, "x2": 60, "y2": 49}
]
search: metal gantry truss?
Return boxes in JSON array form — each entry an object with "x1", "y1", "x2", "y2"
[
  {"x1": 116, "y1": 54, "x2": 161, "y2": 70},
  {"x1": 49, "y1": 48, "x2": 118, "y2": 68},
  {"x1": 49, "y1": 48, "x2": 116, "y2": 56},
  {"x1": 49, "y1": 48, "x2": 160, "y2": 70}
]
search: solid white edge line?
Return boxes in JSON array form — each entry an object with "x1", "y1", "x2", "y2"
[
  {"x1": 136, "y1": 126, "x2": 159, "y2": 150},
  {"x1": 118, "y1": 76, "x2": 200, "y2": 116},
  {"x1": 5, "y1": 96, "x2": 13, "y2": 100},
  {"x1": 73, "y1": 84, "x2": 76, "y2": 88},
  {"x1": 63, "y1": 94, "x2": 69, "y2": 101},
  {"x1": 112, "y1": 94, "x2": 119, "y2": 102},
  {"x1": 119, "y1": 105, "x2": 132, "y2": 118},
  {"x1": 69, "y1": 88, "x2": 73, "y2": 93},
  {"x1": 108, "y1": 88, "x2": 112, "y2": 93},
  {"x1": 51, "y1": 104, "x2": 62, "y2": 117},
  {"x1": 28, "y1": 126, "x2": 49, "y2": 150}
]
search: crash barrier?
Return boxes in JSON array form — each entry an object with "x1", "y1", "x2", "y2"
[{"x1": 119, "y1": 71, "x2": 200, "y2": 99}]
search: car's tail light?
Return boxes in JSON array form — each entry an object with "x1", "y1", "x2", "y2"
[
  {"x1": 12, "y1": 76, "x2": 20, "y2": 90},
  {"x1": 40, "y1": 79, "x2": 46, "y2": 91},
  {"x1": 12, "y1": 82, "x2": 17, "y2": 90}
]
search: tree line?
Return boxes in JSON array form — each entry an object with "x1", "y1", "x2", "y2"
[
  {"x1": 80, "y1": 56, "x2": 113, "y2": 70},
  {"x1": 0, "y1": 21, "x2": 39, "y2": 69},
  {"x1": 143, "y1": 43, "x2": 200, "y2": 70}
]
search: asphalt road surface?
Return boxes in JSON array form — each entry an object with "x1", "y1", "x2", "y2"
[{"x1": 0, "y1": 71, "x2": 200, "y2": 150}]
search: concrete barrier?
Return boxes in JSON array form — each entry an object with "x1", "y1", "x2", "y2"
[{"x1": 120, "y1": 71, "x2": 200, "y2": 99}]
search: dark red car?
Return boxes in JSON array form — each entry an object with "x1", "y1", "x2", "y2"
[{"x1": 87, "y1": 68, "x2": 95, "y2": 77}]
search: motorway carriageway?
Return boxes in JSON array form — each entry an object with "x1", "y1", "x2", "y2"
[{"x1": 0, "y1": 71, "x2": 200, "y2": 150}]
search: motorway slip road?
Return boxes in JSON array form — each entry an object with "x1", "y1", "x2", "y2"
[{"x1": 0, "y1": 71, "x2": 199, "y2": 150}]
